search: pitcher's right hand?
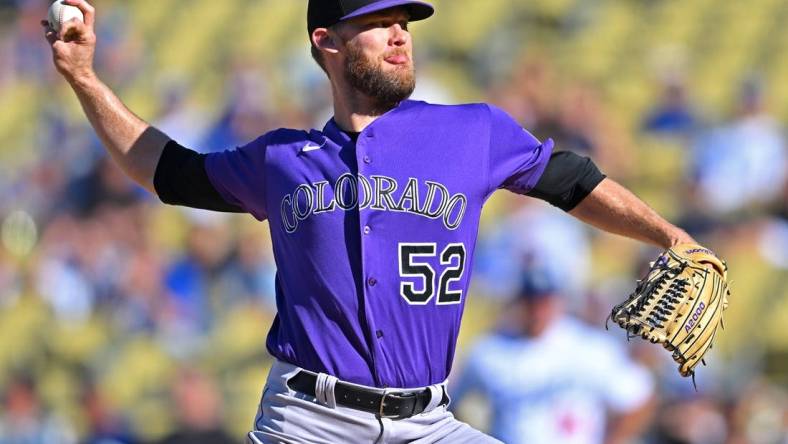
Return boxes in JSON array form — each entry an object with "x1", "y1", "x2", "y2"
[{"x1": 42, "y1": 0, "x2": 97, "y2": 84}]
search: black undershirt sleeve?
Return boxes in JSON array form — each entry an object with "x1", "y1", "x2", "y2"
[
  {"x1": 153, "y1": 140, "x2": 246, "y2": 213},
  {"x1": 526, "y1": 150, "x2": 606, "y2": 212}
]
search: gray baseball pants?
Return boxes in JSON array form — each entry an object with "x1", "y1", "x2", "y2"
[{"x1": 246, "y1": 360, "x2": 501, "y2": 444}]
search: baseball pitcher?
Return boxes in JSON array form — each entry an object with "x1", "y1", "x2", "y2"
[{"x1": 43, "y1": 0, "x2": 728, "y2": 442}]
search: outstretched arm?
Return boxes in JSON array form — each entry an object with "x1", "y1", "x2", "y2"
[
  {"x1": 43, "y1": 0, "x2": 168, "y2": 194},
  {"x1": 526, "y1": 152, "x2": 692, "y2": 249},
  {"x1": 569, "y1": 178, "x2": 694, "y2": 249}
]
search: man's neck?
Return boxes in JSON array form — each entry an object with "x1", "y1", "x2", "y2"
[{"x1": 330, "y1": 81, "x2": 398, "y2": 133}]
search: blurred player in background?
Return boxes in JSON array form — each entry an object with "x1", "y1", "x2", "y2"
[{"x1": 452, "y1": 269, "x2": 655, "y2": 444}]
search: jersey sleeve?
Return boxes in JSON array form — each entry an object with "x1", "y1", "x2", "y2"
[
  {"x1": 153, "y1": 140, "x2": 246, "y2": 213},
  {"x1": 204, "y1": 134, "x2": 270, "y2": 221},
  {"x1": 486, "y1": 104, "x2": 554, "y2": 197}
]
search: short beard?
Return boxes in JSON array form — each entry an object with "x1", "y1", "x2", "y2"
[{"x1": 344, "y1": 40, "x2": 416, "y2": 111}]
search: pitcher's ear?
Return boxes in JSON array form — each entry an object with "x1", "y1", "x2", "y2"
[{"x1": 312, "y1": 28, "x2": 339, "y2": 54}]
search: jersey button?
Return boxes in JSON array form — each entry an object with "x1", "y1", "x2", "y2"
[
  {"x1": 363, "y1": 226, "x2": 371, "y2": 235},
  {"x1": 363, "y1": 155, "x2": 371, "y2": 164},
  {"x1": 367, "y1": 277, "x2": 377, "y2": 287}
]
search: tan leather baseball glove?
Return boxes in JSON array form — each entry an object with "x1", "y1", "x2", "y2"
[{"x1": 609, "y1": 243, "x2": 730, "y2": 383}]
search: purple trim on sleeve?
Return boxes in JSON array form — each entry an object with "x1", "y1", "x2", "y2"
[
  {"x1": 204, "y1": 136, "x2": 269, "y2": 221},
  {"x1": 504, "y1": 138, "x2": 554, "y2": 194},
  {"x1": 485, "y1": 103, "x2": 555, "y2": 197}
]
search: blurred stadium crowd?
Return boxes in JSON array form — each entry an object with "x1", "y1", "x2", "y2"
[{"x1": 0, "y1": 0, "x2": 786, "y2": 443}]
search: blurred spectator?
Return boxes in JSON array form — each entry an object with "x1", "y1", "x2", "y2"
[
  {"x1": 82, "y1": 380, "x2": 138, "y2": 444},
  {"x1": 33, "y1": 202, "x2": 149, "y2": 324},
  {"x1": 8, "y1": 0, "x2": 51, "y2": 83},
  {"x1": 552, "y1": 84, "x2": 634, "y2": 176},
  {"x1": 154, "y1": 75, "x2": 209, "y2": 150},
  {"x1": 492, "y1": 57, "x2": 557, "y2": 132},
  {"x1": 758, "y1": 217, "x2": 788, "y2": 269},
  {"x1": 0, "y1": 376, "x2": 77, "y2": 444},
  {"x1": 110, "y1": 242, "x2": 167, "y2": 334},
  {"x1": 0, "y1": 251, "x2": 19, "y2": 306},
  {"x1": 233, "y1": 226, "x2": 278, "y2": 310},
  {"x1": 452, "y1": 270, "x2": 655, "y2": 444},
  {"x1": 61, "y1": 157, "x2": 146, "y2": 217},
  {"x1": 34, "y1": 214, "x2": 97, "y2": 324},
  {"x1": 650, "y1": 396, "x2": 728, "y2": 444},
  {"x1": 200, "y1": 62, "x2": 274, "y2": 153},
  {"x1": 490, "y1": 59, "x2": 633, "y2": 177},
  {"x1": 162, "y1": 211, "x2": 238, "y2": 347},
  {"x1": 92, "y1": 3, "x2": 145, "y2": 89},
  {"x1": 154, "y1": 368, "x2": 234, "y2": 444},
  {"x1": 642, "y1": 351, "x2": 733, "y2": 444},
  {"x1": 643, "y1": 76, "x2": 700, "y2": 138},
  {"x1": 689, "y1": 76, "x2": 787, "y2": 218},
  {"x1": 725, "y1": 379, "x2": 788, "y2": 444}
]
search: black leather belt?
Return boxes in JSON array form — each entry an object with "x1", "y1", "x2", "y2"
[{"x1": 287, "y1": 371, "x2": 449, "y2": 420}]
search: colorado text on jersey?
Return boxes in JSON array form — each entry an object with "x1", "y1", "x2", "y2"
[{"x1": 280, "y1": 173, "x2": 468, "y2": 233}]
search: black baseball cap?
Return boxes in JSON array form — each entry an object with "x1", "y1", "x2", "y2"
[{"x1": 308, "y1": 0, "x2": 435, "y2": 35}]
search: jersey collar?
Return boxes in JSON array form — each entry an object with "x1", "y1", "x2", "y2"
[{"x1": 321, "y1": 99, "x2": 421, "y2": 145}]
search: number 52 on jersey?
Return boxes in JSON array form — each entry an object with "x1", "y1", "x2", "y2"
[{"x1": 398, "y1": 243, "x2": 466, "y2": 306}]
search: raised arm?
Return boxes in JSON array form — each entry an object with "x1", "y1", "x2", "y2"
[
  {"x1": 569, "y1": 178, "x2": 694, "y2": 249},
  {"x1": 43, "y1": 0, "x2": 168, "y2": 194}
]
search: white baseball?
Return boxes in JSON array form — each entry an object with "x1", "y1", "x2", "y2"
[{"x1": 48, "y1": 0, "x2": 85, "y2": 33}]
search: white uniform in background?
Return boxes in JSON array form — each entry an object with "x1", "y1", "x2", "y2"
[{"x1": 453, "y1": 316, "x2": 654, "y2": 444}]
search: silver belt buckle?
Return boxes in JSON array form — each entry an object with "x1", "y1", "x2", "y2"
[{"x1": 378, "y1": 390, "x2": 399, "y2": 419}]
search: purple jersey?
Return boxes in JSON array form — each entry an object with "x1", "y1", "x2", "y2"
[{"x1": 205, "y1": 100, "x2": 553, "y2": 388}]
